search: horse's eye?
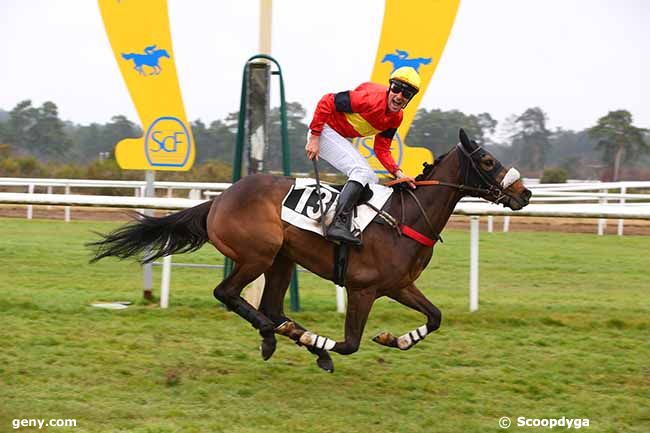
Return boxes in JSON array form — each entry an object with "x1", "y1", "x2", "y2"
[{"x1": 482, "y1": 159, "x2": 495, "y2": 170}]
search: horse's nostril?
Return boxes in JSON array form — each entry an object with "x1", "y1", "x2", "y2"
[{"x1": 523, "y1": 189, "x2": 532, "y2": 203}]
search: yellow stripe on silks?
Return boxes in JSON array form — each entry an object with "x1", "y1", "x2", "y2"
[
  {"x1": 98, "y1": 0, "x2": 195, "y2": 171},
  {"x1": 362, "y1": 0, "x2": 460, "y2": 176},
  {"x1": 345, "y1": 113, "x2": 382, "y2": 137}
]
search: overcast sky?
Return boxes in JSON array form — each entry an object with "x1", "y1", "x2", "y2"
[{"x1": 1, "y1": 0, "x2": 648, "y2": 135}]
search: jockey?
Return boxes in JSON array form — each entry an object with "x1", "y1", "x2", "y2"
[{"x1": 305, "y1": 66, "x2": 420, "y2": 246}]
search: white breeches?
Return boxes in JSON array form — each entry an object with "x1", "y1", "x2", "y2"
[{"x1": 318, "y1": 124, "x2": 379, "y2": 186}]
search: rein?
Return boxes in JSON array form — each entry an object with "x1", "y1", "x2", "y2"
[
  {"x1": 381, "y1": 143, "x2": 511, "y2": 246},
  {"x1": 385, "y1": 178, "x2": 493, "y2": 195}
]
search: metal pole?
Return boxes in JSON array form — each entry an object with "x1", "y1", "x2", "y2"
[
  {"x1": 597, "y1": 188, "x2": 607, "y2": 236},
  {"x1": 618, "y1": 186, "x2": 626, "y2": 236},
  {"x1": 27, "y1": 184, "x2": 34, "y2": 219},
  {"x1": 503, "y1": 215, "x2": 510, "y2": 232},
  {"x1": 143, "y1": 170, "x2": 155, "y2": 300},
  {"x1": 64, "y1": 185, "x2": 71, "y2": 222},
  {"x1": 469, "y1": 216, "x2": 479, "y2": 312},
  {"x1": 160, "y1": 254, "x2": 172, "y2": 308},
  {"x1": 259, "y1": 0, "x2": 272, "y2": 55}
]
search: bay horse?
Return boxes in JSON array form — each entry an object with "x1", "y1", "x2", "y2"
[{"x1": 89, "y1": 129, "x2": 531, "y2": 372}]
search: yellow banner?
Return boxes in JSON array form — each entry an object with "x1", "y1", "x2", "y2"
[
  {"x1": 356, "y1": 0, "x2": 460, "y2": 176},
  {"x1": 99, "y1": 0, "x2": 195, "y2": 171}
]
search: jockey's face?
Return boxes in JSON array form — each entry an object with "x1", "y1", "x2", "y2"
[{"x1": 387, "y1": 81, "x2": 417, "y2": 112}]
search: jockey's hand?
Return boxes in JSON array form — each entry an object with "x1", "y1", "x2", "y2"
[
  {"x1": 395, "y1": 170, "x2": 416, "y2": 189},
  {"x1": 305, "y1": 134, "x2": 320, "y2": 161}
]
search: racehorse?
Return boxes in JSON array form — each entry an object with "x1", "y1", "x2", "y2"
[
  {"x1": 89, "y1": 129, "x2": 531, "y2": 372},
  {"x1": 121, "y1": 46, "x2": 170, "y2": 75}
]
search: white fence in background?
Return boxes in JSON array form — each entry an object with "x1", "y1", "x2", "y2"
[
  {"x1": 0, "y1": 177, "x2": 230, "y2": 221},
  {"x1": 1, "y1": 182, "x2": 649, "y2": 314},
  {"x1": 2, "y1": 177, "x2": 650, "y2": 235}
]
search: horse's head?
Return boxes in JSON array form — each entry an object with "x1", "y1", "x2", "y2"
[
  {"x1": 456, "y1": 128, "x2": 532, "y2": 210},
  {"x1": 156, "y1": 49, "x2": 170, "y2": 59}
]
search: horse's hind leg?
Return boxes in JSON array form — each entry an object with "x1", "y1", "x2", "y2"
[
  {"x1": 213, "y1": 261, "x2": 276, "y2": 337},
  {"x1": 258, "y1": 254, "x2": 334, "y2": 372}
]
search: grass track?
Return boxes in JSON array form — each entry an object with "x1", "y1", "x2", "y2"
[{"x1": 0, "y1": 218, "x2": 648, "y2": 433}]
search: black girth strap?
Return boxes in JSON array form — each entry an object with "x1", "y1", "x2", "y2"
[{"x1": 333, "y1": 243, "x2": 349, "y2": 286}]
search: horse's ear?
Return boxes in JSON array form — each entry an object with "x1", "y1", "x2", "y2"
[{"x1": 459, "y1": 128, "x2": 476, "y2": 151}]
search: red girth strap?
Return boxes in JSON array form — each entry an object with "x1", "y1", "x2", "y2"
[{"x1": 399, "y1": 224, "x2": 436, "y2": 247}]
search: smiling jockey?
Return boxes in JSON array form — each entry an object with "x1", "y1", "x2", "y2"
[{"x1": 305, "y1": 66, "x2": 421, "y2": 245}]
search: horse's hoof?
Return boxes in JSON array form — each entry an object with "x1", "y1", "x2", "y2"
[
  {"x1": 260, "y1": 338, "x2": 276, "y2": 361},
  {"x1": 372, "y1": 331, "x2": 397, "y2": 347},
  {"x1": 316, "y1": 355, "x2": 334, "y2": 373}
]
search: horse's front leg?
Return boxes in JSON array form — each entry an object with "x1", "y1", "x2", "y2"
[
  {"x1": 372, "y1": 283, "x2": 442, "y2": 350},
  {"x1": 276, "y1": 287, "x2": 376, "y2": 356}
]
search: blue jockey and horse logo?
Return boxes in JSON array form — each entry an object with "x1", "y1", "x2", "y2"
[
  {"x1": 121, "y1": 45, "x2": 170, "y2": 76},
  {"x1": 382, "y1": 49, "x2": 432, "y2": 72}
]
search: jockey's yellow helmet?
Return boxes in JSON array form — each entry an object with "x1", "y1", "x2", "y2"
[{"x1": 389, "y1": 66, "x2": 421, "y2": 92}]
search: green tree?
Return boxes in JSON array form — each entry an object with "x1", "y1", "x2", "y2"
[
  {"x1": 27, "y1": 101, "x2": 70, "y2": 159},
  {"x1": 7, "y1": 100, "x2": 38, "y2": 152},
  {"x1": 406, "y1": 109, "x2": 493, "y2": 159},
  {"x1": 0, "y1": 120, "x2": 9, "y2": 145},
  {"x1": 511, "y1": 107, "x2": 551, "y2": 171},
  {"x1": 99, "y1": 115, "x2": 141, "y2": 158},
  {"x1": 69, "y1": 123, "x2": 104, "y2": 162},
  {"x1": 191, "y1": 119, "x2": 236, "y2": 164},
  {"x1": 269, "y1": 101, "x2": 310, "y2": 173},
  {"x1": 588, "y1": 110, "x2": 649, "y2": 181}
]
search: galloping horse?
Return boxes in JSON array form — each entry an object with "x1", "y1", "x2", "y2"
[
  {"x1": 121, "y1": 46, "x2": 170, "y2": 75},
  {"x1": 89, "y1": 129, "x2": 531, "y2": 372},
  {"x1": 381, "y1": 49, "x2": 432, "y2": 72}
]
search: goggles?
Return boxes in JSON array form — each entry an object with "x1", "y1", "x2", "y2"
[{"x1": 389, "y1": 81, "x2": 418, "y2": 99}]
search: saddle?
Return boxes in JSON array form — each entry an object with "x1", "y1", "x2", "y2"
[{"x1": 281, "y1": 179, "x2": 393, "y2": 286}]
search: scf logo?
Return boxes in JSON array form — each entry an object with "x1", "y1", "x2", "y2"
[
  {"x1": 353, "y1": 132, "x2": 404, "y2": 175},
  {"x1": 145, "y1": 116, "x2": 191, "y2": 167}
]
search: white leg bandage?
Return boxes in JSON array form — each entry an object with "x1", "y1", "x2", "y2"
[
  {"x1": 299, "y1": 331, "x2": 336, "y2": 351},
  {"x1": 396, "y1": 325, "x2": 428, "y2": 350}
]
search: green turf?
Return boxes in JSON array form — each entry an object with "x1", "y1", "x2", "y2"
[{"x1": 0, "y1": 218, "x2": 648, "y2": 433}]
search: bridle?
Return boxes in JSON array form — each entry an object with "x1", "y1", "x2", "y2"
[
  {"x1": 380, "y1": 143, "x2": 517, "y2": 245},
  {"x1": 386, "y1": 143, "x2": 512, "y2": 205}
]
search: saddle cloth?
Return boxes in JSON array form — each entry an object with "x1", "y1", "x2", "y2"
[{"x1": 281, "y1": 178, "x2": 393, "y2": 237}]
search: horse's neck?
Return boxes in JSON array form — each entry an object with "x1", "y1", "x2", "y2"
[{"x1": 407, "y1": 150, "x2": 465, "y2": 237}]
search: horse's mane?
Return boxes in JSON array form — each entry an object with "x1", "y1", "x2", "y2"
[{"x1": 415, "y1": 150, "x2": 451, "y2": 181}]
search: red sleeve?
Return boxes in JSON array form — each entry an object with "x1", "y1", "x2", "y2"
[
  {"x1": 374, "y1": 134, "x2": 400, "y2": 175},
  {"x1": 309, "y1": 93, "x2": 335, "y2": 136},
  {"x1": 374, "y1": 112, "x2": 402, "y2": 175},
  {"x1": 348, "y1": 89, "x2": 372, "y2": 113}
]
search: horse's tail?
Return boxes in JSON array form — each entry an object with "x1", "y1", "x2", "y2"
[
  {"x1": 121, "y1": 53, "x2": 134, "y2": 60},
  {"x1": 88, "y1": 200, "x2": 213, "y2": 264}
]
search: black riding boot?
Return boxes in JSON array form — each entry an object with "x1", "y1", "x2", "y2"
[{"x1": 326, "y1": 180, "x2": 364, "y2": 246}]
